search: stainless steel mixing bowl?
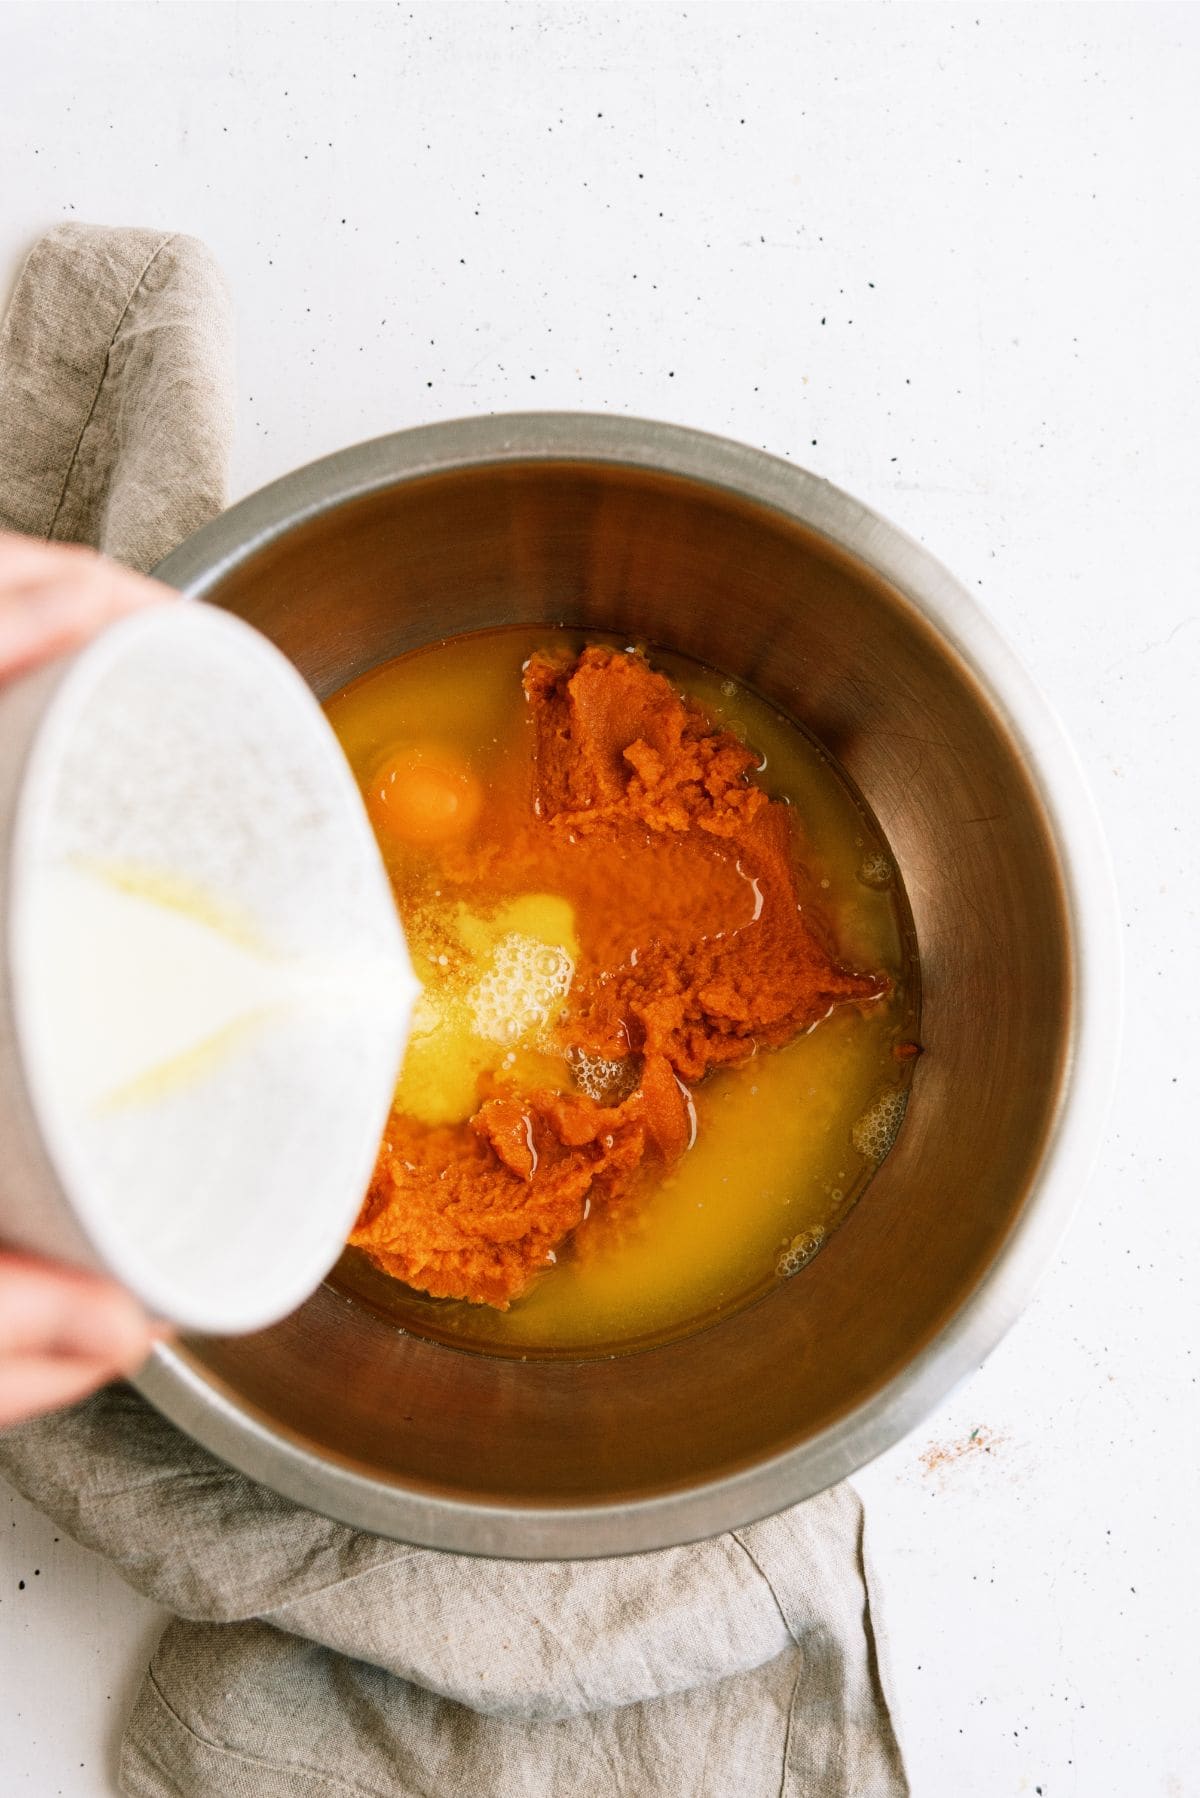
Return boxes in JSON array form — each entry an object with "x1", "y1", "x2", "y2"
[{"x1": 139, "y1": 414, "x2": 1119, "y2": 1557}]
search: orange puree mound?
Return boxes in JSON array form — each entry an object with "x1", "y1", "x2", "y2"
[
  {"x1": 524, "y1": 645, "x2": 766, "y2": 834},
  {"x1": 525, "y1": 647, "x2": 886, "y2": 1078},
  {"x1": 350, "y1": 645, "x2": 887, "y2": 1310},
  {"x1": 351, "y1": 1056, "x2": 688, "y2": 1308}
]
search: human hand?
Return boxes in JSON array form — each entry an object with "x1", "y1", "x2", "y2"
[
  {"x1": 0, "y1": 1255, "x2": 168, "y2": 1426},
  {"x1": 0, "y1": 532, "x2": 172, "y2": 1425},
  {"x1": 0, "y1": 530, "x2": 164, "y2": 679}
]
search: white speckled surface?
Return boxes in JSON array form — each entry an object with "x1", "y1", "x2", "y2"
[{"x1": 1, "y1": 4, "x2": 1197, "y2": 1794}]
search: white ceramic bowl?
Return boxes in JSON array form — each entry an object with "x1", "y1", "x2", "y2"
[{"x1": 0, "y1": 601, "x2": 417, "y2": 1333}]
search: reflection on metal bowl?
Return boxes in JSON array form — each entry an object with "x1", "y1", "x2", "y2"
[{"x1": 140, "y1": 414, "x2": 1119, "y2": 1558}]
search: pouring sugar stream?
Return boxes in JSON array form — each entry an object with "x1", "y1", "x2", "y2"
[{"x1": 0, "y1": 602, "x2": 419, "y2": 1334}]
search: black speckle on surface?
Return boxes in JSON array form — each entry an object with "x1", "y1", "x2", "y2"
[{"x1": 17, "y1": 1579, "x2": 24, "y2": 1590}]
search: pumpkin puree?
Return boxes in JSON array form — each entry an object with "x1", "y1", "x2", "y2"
[{"x1": 350, "y1": 646, "x2": 886, "y2": 1308}]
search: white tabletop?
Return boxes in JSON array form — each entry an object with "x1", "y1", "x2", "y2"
[{"x1": 2, "y1": 3, "x2": 1197, "y2": 1793}]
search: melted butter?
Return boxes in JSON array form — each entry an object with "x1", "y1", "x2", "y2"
[{"x1": 326, "y1": 627, "x2": 919, "y2": 1357}]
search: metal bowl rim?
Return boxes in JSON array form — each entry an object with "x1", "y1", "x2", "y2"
[{"x1": 137, "y1": 412, "x2": 1122, "y2": 1558}]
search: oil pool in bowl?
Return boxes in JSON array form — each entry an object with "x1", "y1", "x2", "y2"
[{"x1": 326, "y1": 627, "x2": 920, "y2": 1357}]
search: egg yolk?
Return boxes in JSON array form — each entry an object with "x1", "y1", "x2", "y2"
[{"x1": 367, "y1": 744, "x2": 483, "y2": 845}]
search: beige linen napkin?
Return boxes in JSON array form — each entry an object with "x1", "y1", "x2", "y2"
[
  {"x1": 0, "y1": 223, "x2": 234, "y2": 571},
  {"x1": 0, "y1": 224, "x2": 908, "y2": 1798}
]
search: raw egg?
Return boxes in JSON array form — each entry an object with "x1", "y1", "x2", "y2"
[{"x1": 367, "y1": 743, "x2": 483, "y2": 845}]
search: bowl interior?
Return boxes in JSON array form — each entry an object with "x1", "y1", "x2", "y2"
[{"x1": 164, "y1": 458, "x2": 1070, "y2": 1541}]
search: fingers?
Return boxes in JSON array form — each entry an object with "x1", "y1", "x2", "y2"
[
  {"x1": 0, "y1": 531, "x2": 167, "y2": 602},
  {"x1": 0, "y1": 1353, "x2": 149, "y2": 1427},
  {"x1": 0, "y1": 1255, "x2": 164, "y2": 1427},
  {"x1": 0, "y1": 531, "x2": 171, "y2": 682},
  {"x1": 0, "y1": 1254, "x2": 154, "y2": 1360}
]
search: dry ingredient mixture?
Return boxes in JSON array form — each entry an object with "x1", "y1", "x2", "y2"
[{"x1": 326, "y1": 630, "x2": 918, "y2": 1355}]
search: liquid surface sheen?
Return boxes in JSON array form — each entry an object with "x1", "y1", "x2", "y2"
[{"x1": 326, "y1": 628, "x2": 918, "y2": 1356}]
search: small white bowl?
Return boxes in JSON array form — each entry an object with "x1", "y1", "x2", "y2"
[{"x1": 0, "y1": 602, "x2": 417, "y2": 1334}]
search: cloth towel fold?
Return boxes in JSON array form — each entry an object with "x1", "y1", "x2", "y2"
[{"x1": 0, "y1": 223, "x2": 908, "y2": 1798}]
